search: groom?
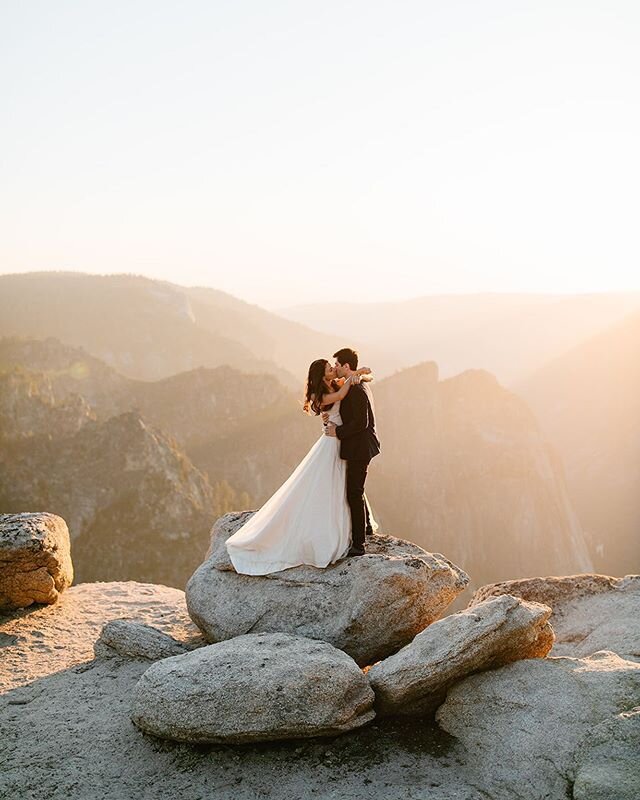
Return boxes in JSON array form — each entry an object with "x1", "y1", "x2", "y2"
[{"x1": 324, "y1": 347, "x2": 381, "y2": 556}]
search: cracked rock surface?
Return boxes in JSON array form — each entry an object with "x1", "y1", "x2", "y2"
[{"x1": 0, "y1": 512, "x2": 73, "y2": 610}]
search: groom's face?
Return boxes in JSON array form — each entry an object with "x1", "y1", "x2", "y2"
[{"x1": 334, "y1": 359, "x2": 346, "y2": 378}]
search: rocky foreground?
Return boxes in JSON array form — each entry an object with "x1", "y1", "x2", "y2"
[{"x1": 1, "y1": 511, "x2": 639, "y2": 800}]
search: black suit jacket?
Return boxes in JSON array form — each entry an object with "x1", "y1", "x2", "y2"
[{"x1": 336, "y1": 382, "x2": 381, "y2": 462}]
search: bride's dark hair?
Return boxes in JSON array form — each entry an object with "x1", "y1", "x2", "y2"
[{"x1": 303, "y1": 358, "x2": 337, "y2": 415}]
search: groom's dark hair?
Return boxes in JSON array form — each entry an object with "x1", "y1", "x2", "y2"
[{"x1": 333, "y1": 347, "x2": 359, "y2": 370}]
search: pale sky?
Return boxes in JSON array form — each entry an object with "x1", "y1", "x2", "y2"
[{"x1": 1, "y1": 1, "x2": 639, "y2": 308}]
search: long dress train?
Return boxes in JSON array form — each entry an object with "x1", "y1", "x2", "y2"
[{"x1": 225, "y1": 399, "x2": 377, "y2": 575}]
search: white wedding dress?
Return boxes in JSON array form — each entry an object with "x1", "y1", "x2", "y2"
[{"x1": 225, "y1": 398, "x2": 377, "y2": 575}]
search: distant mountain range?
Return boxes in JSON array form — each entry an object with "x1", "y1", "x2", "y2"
[
  {"x1": 4, "y1": 270, "x2": 635, "y2": 594},
  {"x1": 0, "y1": 334, "x2": 594, "y2": 597},
  {"x1": 6, "y1": 273, "x2": 637, "y2": 391},
  {"x1": 280, "y1": 292, "x2": 640, "y2": 384},
  {"x1": 517, "y1": 310, "x2": 640, "y2": 577},
  {"x1": 0, "y1": 271, "x2": 356, "y2": 388}
]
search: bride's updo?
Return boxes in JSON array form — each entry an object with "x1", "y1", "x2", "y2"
[{"x1": 303, "y1": 358, "x2": 336, "y2": 415}]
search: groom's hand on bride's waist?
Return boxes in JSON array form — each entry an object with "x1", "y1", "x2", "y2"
[{"x1": 324, "y1": 422, "x2": 337, "y2": 437}]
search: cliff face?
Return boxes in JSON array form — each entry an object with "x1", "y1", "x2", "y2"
[
  {"x1": 0, "y1": 335, "x2": 136, "y2": 427},
  {"x1": 368, "y1": 364, "x2": 593, "y2": 593},
  {"x1": 128, "y1": 365, "x2": 295, "y2": 453},
  {"x1": 0, "y1": 388, "x2": 248, "y2": 588},
  {"x1": 518, "y1": 311, "x2": 640, "y2": 576},
  {"x1": 0, "y1": 334, "x2": 302, "y2": 447},
  {"x1": 0, "y1": 335, "x2": 318, "y2": 504},
  {"x1": 0, "y1": 367, "x2": 95, "y2": 440}
]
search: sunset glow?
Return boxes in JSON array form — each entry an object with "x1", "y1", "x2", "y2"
[{"x1": 2, "y1": 1, "x2": 639, "y2": 306}]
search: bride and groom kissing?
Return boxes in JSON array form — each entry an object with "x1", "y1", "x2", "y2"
[{"x1": 225, "y1": 348, "x2": 381, "y2": 574}]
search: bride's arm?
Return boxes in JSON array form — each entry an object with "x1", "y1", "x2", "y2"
[
  {"x1": 320, "y1": 367, "x2": 371, "y2": 405},
  {"x1": 319, "y1": 376, "x2": 355, "y2": 405}
]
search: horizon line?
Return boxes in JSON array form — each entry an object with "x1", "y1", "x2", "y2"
[{"x1": 3, "y1": 268, "x2": 640, "y2": 311}]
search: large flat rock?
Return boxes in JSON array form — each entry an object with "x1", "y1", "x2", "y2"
[
  {"x1": 572, "y1": 706, "x2": 640, "y2": 800},
  {"x1": 436, "y1": 650, "x2": 640, "y2": 800},
  {"x1": 367, "y1": 594, "x2": 553, "y2": 717},
  {"x1": 0, "y1": 512, "x2": 73, "y2": 610},
  {"x1": 131, "y1": 632, "x2": 375, "y2": 743},
  {"x1": 186, "y1": 512, "x2": 470, "y2": 666},
  {"x1": 0, "y1": 581, "x2": 206, "y2": 693},
  {"x1": 1, "y1": 653, "x2": 483, "y2": 800}
]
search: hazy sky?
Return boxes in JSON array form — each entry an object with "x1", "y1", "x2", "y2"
[{"x1": 2, "y1": 1, "x2": 639, "y2": 308}]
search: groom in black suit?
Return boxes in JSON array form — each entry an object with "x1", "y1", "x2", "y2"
[{"x1": 324, "y1": 347, "x2": 381, "y2": 556}]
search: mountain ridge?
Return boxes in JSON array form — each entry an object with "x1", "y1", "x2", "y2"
[
  {"x1": 0, "y1": 336, "x2": 594, "y2": 598},
  {"x1": 0, "y1": 271, "x2": 357, "y2": 387},
  {"x1": 280, "y1": 291, "x2": 640, "y2": 384}
]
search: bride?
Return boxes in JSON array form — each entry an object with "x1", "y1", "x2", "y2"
[{"x1": 225, "y1": 358, "x2": 377, "y2": 575}]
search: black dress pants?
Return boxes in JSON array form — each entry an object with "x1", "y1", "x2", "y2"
[{"x1": 345, "y1": 458, "x2": 372, "y2": 549}]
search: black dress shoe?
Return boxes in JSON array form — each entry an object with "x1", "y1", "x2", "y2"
[{"x1": 346, "y1": 546, "x2": 365, "y2": 557}]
